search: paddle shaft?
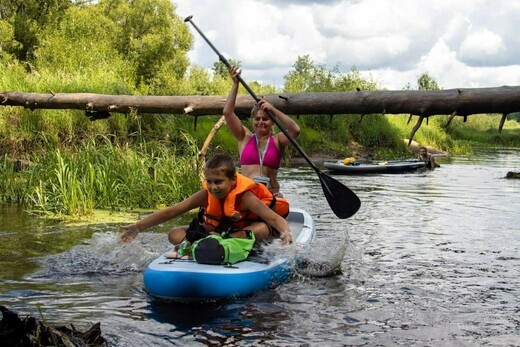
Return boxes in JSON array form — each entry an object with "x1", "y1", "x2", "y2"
[{"x1": 184, "y1": 16, "x2": 319, "y2": 173}]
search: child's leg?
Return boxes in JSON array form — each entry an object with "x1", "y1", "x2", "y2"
[
  {"x1": 165, "y1": 222, "x2": 216, "y2": 258},
  {"x1": 167, "y1": 222, "x2": 215, "y2": 249},
  {"x1": 231, "y1": 222, "x2": 271, "y2": 244},
  {"x1": 164, "y1": 226, "x2": 190, "y2": 259},
  {"x1": 168, "y1": 226, "x2": 188, "y2": 245}
]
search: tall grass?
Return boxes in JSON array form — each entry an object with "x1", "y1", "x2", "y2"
[
  {"x1": 443, "y1": 114, "x2": 520, "y2": 147},
  {"x1": 0, "y1": 134, "x2": 202, "y2": 217}
]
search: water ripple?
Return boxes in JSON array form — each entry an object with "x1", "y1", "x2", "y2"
[{"x1": 1, "y1": 148, "x2": 519, "y2": 346}]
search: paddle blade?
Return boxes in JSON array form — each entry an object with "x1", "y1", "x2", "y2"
[{"x1": 318, "y1": 171, "x2": 361, "y2": 219}]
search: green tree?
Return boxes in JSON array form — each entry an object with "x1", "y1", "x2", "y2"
[
  {"x1": 99, "y1": 0, "x2": 192, "y2": 87},
  {"x1": 334, "y1": 66, "x2": 378, "y2": 92},
  {"x1": 283, "y1": 55, "x2": 377, "y2": 93},
  {"x1": 417, "y1": 72, "x2": 440, "y2": 90},
  {"x1": 212, "y1": 59, "x2": 241, "y2": 79},
  {"x1": 34, "y1": 5, "x2": 133, "y2": 92},
  {"x1": 0, "y1": 20, "x2": 19, "y2": 63},
  {"x1": 283, "y1": 55, "x2": 334, "y2": 92},
  {"x1": 0, "y1": 0, "x2": 72, "y2": 61}
]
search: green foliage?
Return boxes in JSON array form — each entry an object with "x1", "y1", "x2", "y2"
[
  {"x1": 0, "y1": 156, "x2": 34, "y2": 204},
  {"x1": 295, "y1": 125, "x2": 332, "y2": 153},
  {"x1": 99, "y1": 0, "x2": 192, "y2": 87},
  {"x1": 403, "y1": 72, "x2": 441, "y2": 91},
  {"x1": 334, "y1": 68, "x2": 378, "y2": 92},
  {"x1": 0, "y1": 0, "x2": 73, "y2": 61},
  {"x1": 284, "y1": 55, "x2": 334, "y2": 92},
  {"x1": 348, "y1": 115, "x2": 401, "y2": 148},
  {"x1": 0, "y1": 135, "x2": 202, "y2": 216},
  {"x1": 443, "y1": 114, "x2": 520, "y2": 147},
  {"x1": 187, "y1": 66, "x2": 229, "y2": 95},
  {"x1": 283, "y1": 55, "x2": 377, "y2": 93},
  {"x1": 0, "y1": 20, "x2": 19, "y2": 63},
  {"x1": 34, "y1": 5, "x2": 133, "y2": 92},
  {"x1": 508, "y1": 112, "x2": 520, "y2": 121},
  {"x1": 213, "y1": 60, "x2": 241, "y2": 79},
  {"x1": 1, "y1": 0, "x2": 194, "y2": 92},
  {"x1": 417, "y1": 72, "x2": 441, "y2": 91}
]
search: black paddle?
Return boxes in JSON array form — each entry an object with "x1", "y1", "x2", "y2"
[{"x1": 184, "y1": 15, "x2": 361, "y2": 219}]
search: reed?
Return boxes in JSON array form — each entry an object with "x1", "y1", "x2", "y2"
[{"x1": 0, "y1": 134, "x2": 202, "y2": 217}]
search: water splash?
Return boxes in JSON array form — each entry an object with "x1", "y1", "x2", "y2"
[
  {"x1": 31, "y1": 232, "x2": 165, "y2": 279},
  {"x1": 257, "y1": 235, "x2": 347, "y2": 278},
  {"x1": 293, "y1": 238, "x2": 346, "y2": 278}
]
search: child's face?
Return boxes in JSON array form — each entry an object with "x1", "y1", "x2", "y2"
[{"x1": 205, "y1": 169, "x2": 235, "y2": 199}]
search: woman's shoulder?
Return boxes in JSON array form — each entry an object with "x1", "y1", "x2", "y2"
[
  {"x1": 272, "y1": 132, "x2": 289, "y2": 149},
  {"x1": 233, "y1": 127, "x2": 250, "y2": 144},
  {"x1": 239, "y1": 132, "x2": 254, "y2": 145}
]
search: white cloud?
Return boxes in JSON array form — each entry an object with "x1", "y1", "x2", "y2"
[
  {"x1": 175, "y1": 0, "x2": 520, "y2": 90},
  {"x1": 459, "y1": 29, "x2": 505, "y2": 64}
]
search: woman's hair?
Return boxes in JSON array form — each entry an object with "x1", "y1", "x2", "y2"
[
  {"x1": 251, "y1": 102, "x2": 260, "y2": 117},
  {"x1": 204, "y1": 153, "x2": 236, "y2": 179}
]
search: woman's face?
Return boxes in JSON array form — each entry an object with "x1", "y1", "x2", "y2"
[
  {"x1": 419, "y1": 148, "x2": 427, "y2": 156},
  {"x1": 252, "y1": 111, "x2": 273, "y2": 135}
]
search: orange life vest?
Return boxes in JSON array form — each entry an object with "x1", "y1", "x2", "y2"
[{"x1": 202, "y1": 173, "x2": 289, "y2": 230}]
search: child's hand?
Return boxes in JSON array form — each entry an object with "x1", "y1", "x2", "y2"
[
  {"x1": 120, "y1": 224, "x2": 139, "y2": 243},
  {"x1": 279, "y1": 230, "x2": 293, "y2": 245}
]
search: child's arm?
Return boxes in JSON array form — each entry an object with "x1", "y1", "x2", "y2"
[
  {"x1": 240, "y1": 191, "x2": 293, "y2": 244},
  {"x1": 120, "y1": 189, "x2": 207, "y2": 243}
]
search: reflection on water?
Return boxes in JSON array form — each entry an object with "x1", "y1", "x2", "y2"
[{"x1": 1, "y1": 148, "x2": 519, "y2": 346}]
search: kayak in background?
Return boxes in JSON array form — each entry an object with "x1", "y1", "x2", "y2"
[{"x1": 323, "y1": 160, "x2": 428, "y2": 174}]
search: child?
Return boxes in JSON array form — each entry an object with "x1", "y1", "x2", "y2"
[{"x1": 120, "y1": 153, "x2": 293, "y2": 254}]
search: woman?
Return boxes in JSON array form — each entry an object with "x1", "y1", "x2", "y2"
[
  {"x1": 223, "y1": 66, "x2": 300, "y2": 196},
  {"x1": 418, "y1": 146, "x2": 437, "y2": 169}
]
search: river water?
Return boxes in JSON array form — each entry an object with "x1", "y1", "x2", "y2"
[{"x1": 1, "y1": 148, "x2": 519, "y2": 346}]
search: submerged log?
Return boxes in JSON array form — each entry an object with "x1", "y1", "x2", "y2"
[{"x1": 0, "y1": 305, "x2": 107, "y2": 347}]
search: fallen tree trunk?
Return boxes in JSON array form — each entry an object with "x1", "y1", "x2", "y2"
[
  {"x1": 2, "y1": 86, "x2": 520, "y2": 117},
  {"x1": 2, "y1": 86, "x2": 520, "y2": 143}
]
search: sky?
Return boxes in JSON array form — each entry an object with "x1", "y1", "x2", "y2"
[{"x1": 174, "y1": 0, "x2": 520, "y2": 90}]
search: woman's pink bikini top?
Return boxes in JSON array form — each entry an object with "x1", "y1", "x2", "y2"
[{"x1": 239, "y1": 135, "x2": 281, "y2": 169}]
